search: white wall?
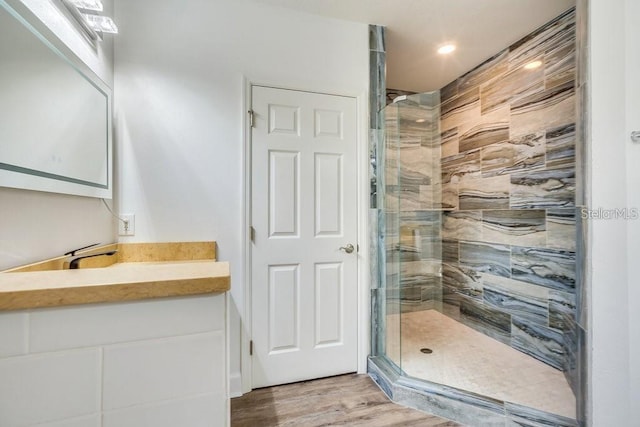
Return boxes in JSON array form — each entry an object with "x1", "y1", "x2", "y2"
[
  {"x1": 113, "y1": 0, "x2": 369, "y2": 393},
  {"x1": 624, "y1": 0, "x2": 640, "y2": 418},
  {"x1": 0, "y1": 0, "x2": 116, "y2": 271},
  {"x1": 589, "y1": 0, "x2": 637, "y2": 424}
]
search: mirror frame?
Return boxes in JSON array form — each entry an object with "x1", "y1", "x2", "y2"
[{"x1": 0, "y1": 0, "x2": 113, "y2": 199}]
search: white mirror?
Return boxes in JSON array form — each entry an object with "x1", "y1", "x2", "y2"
[{"x1": 0, "y1": 0, "x2": 112, "y2": 198}]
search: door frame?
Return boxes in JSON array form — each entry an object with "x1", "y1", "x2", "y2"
[{"x1": 240, "y1": 77, "x2": 370, "y2": 395}]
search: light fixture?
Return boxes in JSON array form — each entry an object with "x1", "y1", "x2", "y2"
[
  {"x1": 81, "y1": 14, "x2": 118, "y2": 34},
  {"x1": 60, "y1": 0, "x2": 118, "y2": 38},
  {"x1": 416, "y1": 119, "x2": 427, "y2": 123},
  {"x1": 524, "y1": 60, "x2": 543, "y2": 70},
  {"x1": 437, "y1": 44, "x2": 456, "y2": 55},
  {"x1": 67, "y1": 0, "x2": 103, "y2": 12}
]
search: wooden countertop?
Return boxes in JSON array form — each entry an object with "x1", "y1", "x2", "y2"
[{"x1": 0, "y1": 260, "x2": 230, "y2": 311}]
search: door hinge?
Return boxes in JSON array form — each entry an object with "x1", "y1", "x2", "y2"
[
  {"x1": 250, "y1": 226, "x2": 256, "y2": 243},
  {"x1": 248, "y1": 110, "x2": 255, "y2": 128},
  {"x1": 249, "y1": 340, "x2": 253, "y2": 356}
]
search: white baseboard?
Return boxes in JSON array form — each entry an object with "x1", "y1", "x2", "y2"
[{"x1": 229, "y1": 371, "x2": 243, "y2": 398}]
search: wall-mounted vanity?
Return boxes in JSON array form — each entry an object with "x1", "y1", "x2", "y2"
[{"x1": 0, "y1": 242, "x2": 231, "y2": 426}]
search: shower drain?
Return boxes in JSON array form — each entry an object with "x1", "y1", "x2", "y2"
[{"x1": 420, "y1": 348, "x2": 433, "y2": 354}]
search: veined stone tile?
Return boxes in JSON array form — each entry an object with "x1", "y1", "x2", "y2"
[
  {"x1": 458, "y1": 104, "x2": 510, "y2": 145},
  {"x1": 400, "y1": 209, "x2": 441, "y2": 225},
  {"x1": 399, "y1": 191, "x2": 421, "y2": 212},
  {"x1": 483, "y1": 277, "x2": 549, "y2": 325},
  {"x1": 442, "y1": 87, "x2": 479, "y2": 119},
  {"x1": 458, "y1": 50, "x2": 509, "y2": 93},
  {"x1": 369, "y1": 24, "x2": 385, "y2": 52},
  {"x1": 563, "y1": 316, "x2": 579, "y2": 379},
  {"x1": 418, "y1": 237, "x2": 442, "y2": 262},
  {"x1": 508, "y1": 8, "x2": 576, "y2": 70},
  {"x1": 481, "y1": 132, "x2": 545, "y2": 177},
  {"x1": 575, "y1": 207, "x2": 587, "y2": 329},
  {"x1": 398, "y1": 225, "x2": 421, "y2": 262},
  {"x1": 549, "y1": 290, "x2": 576, "y2": 331},
  {"x1": 545, "y1": 35, "x2": 576, "y2": 90},
  {"x1": 442, "y1": 263, "x2": 482, "y2": 300},
  {"x1": 575, "y1": 83, "x2": 587, "y2": 207},
  {"x1": 442, "y1": 182, "x2": 459, "y2": 210},
  {"x1": 420, "y1": 184, "x2": 442, "y2": 210},
  {"x1": 459, "y1": 120, "x2": 510, "y2": 153},
  {"x1": 459, "y1": 241, "x2": 511, "y2": 278},
  {"x1": 400, "y1": 260, "x2": 440, "y2": 287},
  {"x1": 370, "y1": 50, "x2": 386, "y2": 129},
  {"x1": 509, "y1": 130, "x2": 546, "y2": 163},
  {"x1": 443, "y1": 285, "x2": 462, "y2": 310},
  {"x1": 399, "y1": 168, "x2": 431, "y2": 187},
  {"x1": 441, "y1": 89, "x2": 481, "y2": 132},
  {"x1": 459, "y1": 175, "x2": 510, "y2": 210},
  {"x1": 398, "y1": 137, "x2": 422, "y2": 149},
  {"x1": 547, "y1": 208, "x2": 576, "y2": 251},
  {"x1": 441, "y1": 128, "x2": 459, "y2": 158},
  {"x1": 480, "y1": 273, "x2": 549, "y2": 299},
  {"x1": 482, "y1": 142, "x2": 514, "y2": 177},
  {"x1": 399, "y1": 146, "x2": 432, "y2": 186},
  {"x1": 397, "y1": 106, "x2": 434, "y2": 141},
  {"x1": 512, "y1": 246, "x2": 576, "y2": 292},
  {"x1": 393, "y1": 380, "x2": 509, "y2": 427},
  {"x1": 421, "y1": 135, "x2": 438, "y2": 149},
  {"x1": 420, "y1": 280, "x2": 441, "y2": 302},
  {"x1": 387, "y1": 182, "x2": 423, "y2": 211},
  {"x1": 443, "y1": 211, "x2": 482, "y2": 241},
  {"x1": 369, "y1": 209, "x2": 379, "y2": 288},
  {"x1": 576, "y1": 325, "x2": 587, "y2": 425},
  {"x1": 398, "y1": 213, "x2": 441, "y2": 249},
  {"x1": 510, "y1": 82, "x2": 575, "y2": 138},
  {"x1": 481, "y1": 60, "x2": 544, "y2": 114},
  {"x1": 442, "y1": 150, "x2": 481, "y2": 184},
  {"x1": 414, "y1": 91, "x2": 440, "y2": 108},
  {"x1": 511, "y1": 167, "x2": 575, "y2": 209},
  {"x1": 440, "y1": 79, "x2": 458, "y2": 104},
  {"x1": 511, "y1": 316, "x2": 566, "y2": 370},
  {"x1": 442, "y1": 239, "x2": 459, "y2": 264},
  {"x1": 482, "y1": 210, "x2": 546, "y2": 247},
  {"x1": 460, "y1": 297, "x2": 512, "y2": 344},
  {"x1": 400, "y1": 285, "x2": 422, "y2": 302},
  {"x1": 546, "y1": 124, "x2": 576, "y2": 169},
  {"x1": 505, "y1": 402, "x2": 578, "y2": 427},
  {"x1": 575, "y1": 2, "x2": 587, "y2": 88}
]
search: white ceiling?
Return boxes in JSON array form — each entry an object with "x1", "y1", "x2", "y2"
[{"x1": 250, "y1": 0, "x2": 575, "y2": 92}]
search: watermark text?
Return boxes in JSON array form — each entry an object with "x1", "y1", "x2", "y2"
[{"x1": 581, "y1": 207, "x2": 640, "y2": 220}]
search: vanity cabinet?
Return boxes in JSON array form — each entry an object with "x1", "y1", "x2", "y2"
[{"x1": 0, "y1": 293, "x2": 229, "y2": 427}]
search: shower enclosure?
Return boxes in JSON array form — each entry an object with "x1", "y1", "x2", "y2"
[{"x1": 369, "y1": 8, "x2": 582, "y2": 426}]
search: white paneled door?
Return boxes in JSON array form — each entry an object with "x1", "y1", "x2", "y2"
[{"x1": 250, "y1": 86, "x2": 358, "y2": 388}]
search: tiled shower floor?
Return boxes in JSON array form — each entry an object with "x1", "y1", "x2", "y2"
[{"x1": 386, "y1": 309, "x2": 576, "y2": 418}]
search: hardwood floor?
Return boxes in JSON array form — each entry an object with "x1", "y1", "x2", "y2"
[{"x1": 231, "y1": 373, "x2": 463, "y2": 426}]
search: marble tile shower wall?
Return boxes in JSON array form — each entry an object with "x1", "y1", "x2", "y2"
[
  {"x1": 369, "y1": 24, "x2": 385, "y2": 287},
  {"x1": 439, "y1": 8, "x2": 578, "y2": 374},
  {"x1": 385, "y1": 95, "x2": 443, "y2": 314}
]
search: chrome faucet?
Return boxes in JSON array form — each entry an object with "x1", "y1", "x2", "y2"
[{"x1": 69, "y1": 250, "x2": 118, "y2": 269}]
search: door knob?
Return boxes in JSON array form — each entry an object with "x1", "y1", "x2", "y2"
[{"x1": 339, "y1": 244, "x2": 355, "y2": 254}]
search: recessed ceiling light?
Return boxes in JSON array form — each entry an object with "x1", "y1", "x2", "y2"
[
  {"x1": 524, "y1": 60, "x2": 543, "y2": 70},
  {"x1": 437, "y1": 44, "x2": 456, "y2": 55},
  {"x1": 416, "y1": 119, "x2": 427, "y2": 123}
]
